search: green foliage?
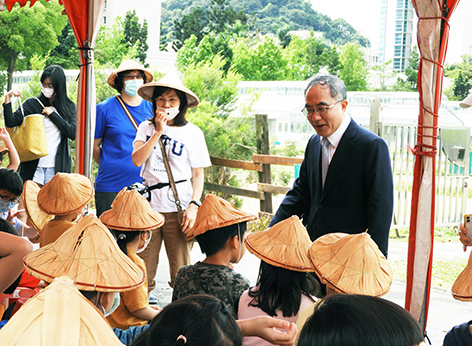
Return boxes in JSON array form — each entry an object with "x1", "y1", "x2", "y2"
[
  {"x1": 182, "y1": 56, "x2": 240, "y2": 115},
  {"x1": 231, "y1": 37, "x2": 287, "y2": 81},
  {"x1": 338, "y1": 43, "x2": 367, "y2": 91},
  {"x1": 123, "y1": 10, "x2": 149, "y2": 66},
  {"x1": 46, "y1": 22, "x2": 79, "y2": 69},
  {"x1": 95, "y1": 17, "x2": 139, "y2": 67},
  {"x1": 369, "y1": 60, "x2": 398, "y2": 91},
  {"x1": 444, "y1": 53, "x2": 472, "y2": 101},
  {"x1": 404, "y1": 46, "x2": 419, "y2": 90},
  {"x1": 161, "y1": 0, "x2": 368, "y2": 49},
  {"x1": 453, "y1": 71, "x2": 472, "y2": 101},
  {"x1": 18, "y1": 55, "x2": 46, "y2": 100},
  {"x1": 0, "y1": 1, "x2": 67, "y2": 89}
]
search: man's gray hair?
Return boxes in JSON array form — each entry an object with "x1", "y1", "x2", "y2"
[{"x1": 304, "y1": 75, "x2": 347, "y2": 101}]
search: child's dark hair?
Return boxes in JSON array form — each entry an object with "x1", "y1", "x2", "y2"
[
  {"x1": 131, "y1": 294, "x2": 242, "y2": 346},
  {"x1": 196, "y1": 222, "x2": 247, "y2": 257},
  {"x1": 0, "y1": 168, "x2": 23, "y2": 196},
  {"x1": 110, "y1": 229, "x2": 142, "y2": 256},
  {"x1": 298, "y1": 294, "x2": 424, "y2": 346},
  {"x1": 0, "y1": 218, "x2": 18, "y2": 236},
  {"x1": 248, "y1": 261, "x2": 317, "y2": 317}
]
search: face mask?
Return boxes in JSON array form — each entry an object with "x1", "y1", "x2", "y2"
[
  {"x1": 41, "y1": 86, "x2": 55, "y2": 99},
  {"x1": 0, "y1": 199, "x2": 17, "y2": 213},
  {"x1": 136, "y1": 231, "x2": 152, "y2": 254},
  {"x1": 124, "y1": 79, "x2": 143, "y2": 97},
  {"x1": 103, "y1": 292, "x2": 121, "y2": 317},
  {"x1": 165, "y1": 106, "x2": 180, "y2": 120}
]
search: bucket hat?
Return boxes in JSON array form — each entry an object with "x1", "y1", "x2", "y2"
[
  {"x1": 0, "y1": 276, "x2": 124, "y2": 346},
  {"x1": 100, "y1": 187, "x2": 165, "y2": 231},
  {"x1": 107, "y1": 59, "x2": 153, "y2": 90},
  {"x1": 309, "y1": 232, "x2": 392, "y2": 296},
  {"x1": 459, "y1": 94, "x2": 472, "y2": 108},
  {"x1": 186, "y1": 194, "x2": 256, "y2": 240},
  {"x1": 22, "y1": 180, "x2": 53, "y2": 232},
  {"x1": 23, "y1": 215, "x2": 145, "y2": 292},
  {"x1": 37, "y1": 173, "x2": 93, "y2": 215},
  {"x1": 451, "y1": 250, "x2": 472, "y2": 301},
  {"x1": 245, "y1": 216, "x2": 315, "y2": 272},
  {"x1": 138, "y1": 72, "x2": 199, "y2": 108}
]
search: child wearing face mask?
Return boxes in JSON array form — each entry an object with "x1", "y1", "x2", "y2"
[
  {"x1": 100, "y1": 187, "x2": 165, "y2": 329},
  {"x1": 0, "y1": 169, "x2": 38, "y2": 242},
  {"x1": 36, "y1": 173, "x2": 94, "y2": 247},
  {"x1": 171, "y1": 194, "x2": 257, "y2": 319},
  {"x1": 3, "y1": 64, "x2": 76, "y2": 184}
]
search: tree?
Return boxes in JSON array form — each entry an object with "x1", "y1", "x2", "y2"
[
  {"x1": 453, "y1": 71, "x2": 472, "y2": 100},
  {"x1": 404, "y1": 46, "x2": 419, "y2": 90},
  {"x1": 369, "y1": 60, "x2": 398, "y2": 91},
  {"x1": 173, "y1": 7, "x2": 208, "y2": 50},
  {"x1": 95, "y1": 16, "x2": 139, "y2": 67},
  {"x1": 0, "y1": 1, "x2": 67, "y2": 89},
  {"x1": 338, "y1": 43, "x2": 367, "y2": 91},
  {"x1": 123, "y1": 10, "x2": 149, "y2": 66},
  {"x1": 46, "y1": 22, "x2": 79, "y2": 69}
]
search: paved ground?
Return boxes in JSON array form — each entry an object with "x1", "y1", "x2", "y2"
[{"x1": 150, "y1": 240, "x2": 472, "y2": 346}]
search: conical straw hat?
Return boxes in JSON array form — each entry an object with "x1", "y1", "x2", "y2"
[
  {"x1": 186, "y1": 194, "x2": 257, "y2": 240},
  {"x1": 22, "y1": 180, "x2": 53, "y2": 233},
  {"x1": 309, "y1": 232, "x2": 392, "y2": 296},
  {"x1": 451, "y1": 250, "x2": 472, "y2": 301},
  {"x1": 0, "y1": 276, "x2": 125, "y2": 346},
  {"x1": 107, "y1": 59, "x2": 153, "y2": 90},
  {"x1": 23, "y1": 215, "x2": 145, "y2": 292},
  {"x1": 100, "y1": 188, "x2": 165, "y2": 231},
  {"x1": 138, "y1": 72, "x2": 199, "y2": 108},
  {"x1": 37, "y1": 173, "x2": 94, "y2": 215},
  {"x1": 245, "y1": 216, "x2": 315, "y2": 272}
]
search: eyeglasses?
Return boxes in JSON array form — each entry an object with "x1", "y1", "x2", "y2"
[
  {"x1": 40, "y1": 83, "x2": 54, "y2": 89},
  {"x1": 0, "y1": 194, "x2": 20, "y2": 204},
  {"x1": 301, "y1": 100, "x2": 344, "y2": 117},
  {"x1": 123, "y1": 74, "x2": 143, "y2": 81},
  {"x1": 155, "y1": 96, "x2": 180, "y2": 107}
]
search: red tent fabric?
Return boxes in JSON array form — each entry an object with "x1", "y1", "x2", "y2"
[{"x1": 406, "y1": 0, "x2": 461, "y2": 330}]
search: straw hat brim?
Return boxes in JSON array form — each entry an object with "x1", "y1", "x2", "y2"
[
  {"x1": 100, "y1": 188, "x2": 165, "y2": 231},
  {"x1": 0, "y1": 276, "x2": 124, "y2": 346},
  {"x1": 245, "y1": 216, "x2": 315, "y2": 272},
  {"x1": 108, "y1": 66, "x2": 153, "y2": 90},
  {"x1": 24, "y1": 215, "x2": 145, "y2": 292},
  {"x1": 309, "y1": 232, "x2": 392, "y2": 296},
  {"x1": 451, "y1": 250, "x2": 472, "y2": 301},
  {"x1": 138, "y1": 81, "x2": 200, "y2": 108},
  {"x1": 186, "y1": 194, "x2": 257, "y2": 240},
  {"x1": 37, "y1": 173, "x2": 94, "y2": 215},
  {"x1": 22, "y1": 180, "x2": 53, "y2": 233},
  {"x1": 460, "y1": 94, "x2": 472, "y2": 109}
]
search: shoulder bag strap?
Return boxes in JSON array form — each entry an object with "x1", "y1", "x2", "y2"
[
  {"x1": 18, "y1": 97, "x2": 46, "y2": 119},
  {"x1": 158, "y1": 137, "x2": 183, "y2": 212},
  {"x1": 115, "y1": 95, "x2": 138, "y2": 131}
]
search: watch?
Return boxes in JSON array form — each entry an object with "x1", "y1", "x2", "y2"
[{"x1": 189, "y1": 200, "x2": 201, "y2": 207}]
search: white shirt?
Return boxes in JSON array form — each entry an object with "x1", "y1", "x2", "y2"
[
  {"x1": 38, "y1": 106, "x2": 61, "y2": 168},
  {"x1": 134, "y1": 120, "x2": 211, "y2": 212},
  {"x1": 323, "y1": 115, "x2": 351, "y2": 163}
]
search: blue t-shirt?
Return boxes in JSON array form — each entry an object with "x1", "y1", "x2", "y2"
[{"x1": 94, "y1": 97, "x2": 152, "y2": 192}]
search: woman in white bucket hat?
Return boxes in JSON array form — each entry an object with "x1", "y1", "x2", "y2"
[{"x1": 132, "y1": 73, "x2": 211, "y2": 290}]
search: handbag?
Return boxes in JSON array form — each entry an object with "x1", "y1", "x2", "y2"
[{"x1": 6, "y1": 98, "x2": 48, "y2": 162}]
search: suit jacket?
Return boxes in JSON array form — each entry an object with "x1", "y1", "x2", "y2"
[{"x1": 270, "y1": 119, "x2": 393, "y2": 256}]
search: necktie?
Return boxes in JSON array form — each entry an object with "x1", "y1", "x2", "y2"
[{"x1": 322, "y1": 138, "x2": 330, "y2": 189}]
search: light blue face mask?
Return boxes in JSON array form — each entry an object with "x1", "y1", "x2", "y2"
[
  {"x1": 0, "y1": 199, "x2": 18, "y2": 214},
  {"x1": 103, "y1": 292, "x2": 121, "y2": 317},
  {"x1": 124, "y1": 79, "x2": 144, "y2": 97}
]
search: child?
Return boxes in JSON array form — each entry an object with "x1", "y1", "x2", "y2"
[
  {"x1": 0, "y1": 127, "x2": 20, "y2": 171},
  {"x1": 298, "y1": 294, "x2": 424, "y2": 346},
  {"x1": 36, "y1": 173, "x2": 93, "y2": 247},
  {"x1": 0, "y1": 276, "x2": 125, "y2": 345},
  {"x1": 100, "y1": 188, "x2": 165, "y2": 329},
  {"x1": 239, "y1": 215, "x2": 318, "y2": 346},
  {"x1": 131, "y1": 294, "x2": 242, "y2": 346},
  {"x1": 0, "y1": 169, "x2": 38, "y2": 242},
  {"x1": 22, "y1": 180, "x2": 53, "y2": 236},
  {"x1": 172, "y1": 194, "x2": 256, "y2": 318},
  {"x1": 296, "y1": 231, "x2": 393, "y2": 332}
]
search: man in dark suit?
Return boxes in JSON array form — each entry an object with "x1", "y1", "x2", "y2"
[{"x1": 270, "y1": 75, "x2": 393, "y2": 256}]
